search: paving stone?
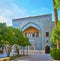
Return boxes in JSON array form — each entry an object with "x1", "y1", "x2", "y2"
[
  {"x1": 11, "y1": 54, "x2": 53, "y2": 61},
  {"x1": 11, "y1": 50, "x2": 53, "y2": 61}
]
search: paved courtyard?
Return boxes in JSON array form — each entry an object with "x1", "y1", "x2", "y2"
[{"x1": 11, "y1": 50, "x2": 53, "y2": 61}]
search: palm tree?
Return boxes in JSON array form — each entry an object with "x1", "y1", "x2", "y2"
[
  {"x1": 52, "y1": 0, "x2": 60, "y2": 48},
  {"x1": 53, "y1": 0, "x2": 58, "y2": 27}
]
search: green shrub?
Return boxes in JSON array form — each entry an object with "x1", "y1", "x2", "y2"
[
  {"x1": 10, "y1": 55, "x2": 20, "y2": 60},
  {"x1": 50, "y1": 48, "x2": 60, "y2": 60},
  {"x1": 10, "y1": 54, "x2": 26, "y2": 60}
]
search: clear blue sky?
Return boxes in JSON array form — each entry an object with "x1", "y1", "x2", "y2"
[{"x1": 0, "y1": 0, "x2": 60, "y2": 26}]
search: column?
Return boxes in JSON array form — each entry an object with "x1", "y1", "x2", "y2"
[{"x1": 30, "y1": 33, "x2": 32, "y2": 37}]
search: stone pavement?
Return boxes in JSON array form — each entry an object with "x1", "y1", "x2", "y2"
[{"x1": 11, "y1": 50, "x2": 53, "y2": 61}]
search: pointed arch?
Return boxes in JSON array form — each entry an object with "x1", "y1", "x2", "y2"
[
  {"x1": 21, "y1": 22, "x2": 42, "y2": 50},
  {"x1": 21, "y1": 22, "x2": 42, "y2": 32}
]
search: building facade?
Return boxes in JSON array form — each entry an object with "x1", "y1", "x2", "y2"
[{"x1": 12, "y1": 14, "x2": 52, "y2": 50}]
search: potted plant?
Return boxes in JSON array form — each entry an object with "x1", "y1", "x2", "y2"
[{"x1": 50, "y1": 48, "x2": 60, "y2": 61}]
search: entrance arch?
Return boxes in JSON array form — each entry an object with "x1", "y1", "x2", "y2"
[{"x1": 21, "y1": 22, "x2": 42, "y2": 50}]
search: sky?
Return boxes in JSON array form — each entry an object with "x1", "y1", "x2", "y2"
[{"x1": 0, "y1": 0, "x2": 60, "y2": 26}]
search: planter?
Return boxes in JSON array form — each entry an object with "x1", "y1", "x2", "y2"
[{"x1": 0, "y1": 57, "x2": 10, "y2": 61}]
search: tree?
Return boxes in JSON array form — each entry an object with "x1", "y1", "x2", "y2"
[
  {"x1": 55, "y1": 0, "x2": 60, "y2": 9},
  {"x1": 0, "y1": 23, "x2": 5, "y2": 54},
  {"x1": 0, "y1": 23, "x2": 30, "y2": 56},
  {"x1": 12, "y1": 28, "x2": 23, "y2": 55},
  {"x1": 53, "y1": 0, "x2": 60, "y2": 27},
  {"x1": 3, "y1": 27, "x2": 24, "y2": 56},
  {"x1": 19, "y1": 36, "x2": 31, "y2": 55},
  {"x1": 53, "y1": 0, "x2": 58, "y2": 27},
  {"x1": 0, "y1": 23, "x2": 23, "y2": 56},
  {"x1": 0, "y1": 23, "x2": 6, "y2": 46},
  {"x1": 52, "y1": 0, "x2": 60, "y2": 49},
  {"x1": 50, "y1": 21, "x2": 60, "y2": 48},
  {"x1": 2, "y1": 26, "x2": 18, "y2": 56}
]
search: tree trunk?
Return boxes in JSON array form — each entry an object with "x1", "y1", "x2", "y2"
[
  {"x1": 59, "y1": 43, "x2": 60, "y2": 48},
  {"x1": 22, "y1": 47, "x2": 25, "y2": 55},
  {"x1": 53, "y1": 0, "x2": 58, "y2": 27},
  {"x1": 4, "y1": 45, "x2": 7, "y2": 54},
  {"x1": 27, "y1": 46, "x2": 28, "y2": 55},
  {"x1": 4, "y1": 45, "x2": 12, "y2": 57},
  {"x1": 57, "y1": 42, "x2": 60, "y2": 49},
  {"x1": 7, "y1": 49, "x2": 10, "y2": 57},
  {"x1": 7, "y1": 45, "x2": 12, "y2": 57},
  {"x1": 15, "y1": 45, "x2": 19, "y2": 55},
  {"x1": 57, "y1": 41, "x2": 59, "y2": 49}
]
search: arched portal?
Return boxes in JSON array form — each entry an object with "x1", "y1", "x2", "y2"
[{"x1": 22, "y1": 22, "x2": 42, "y2": 50}]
